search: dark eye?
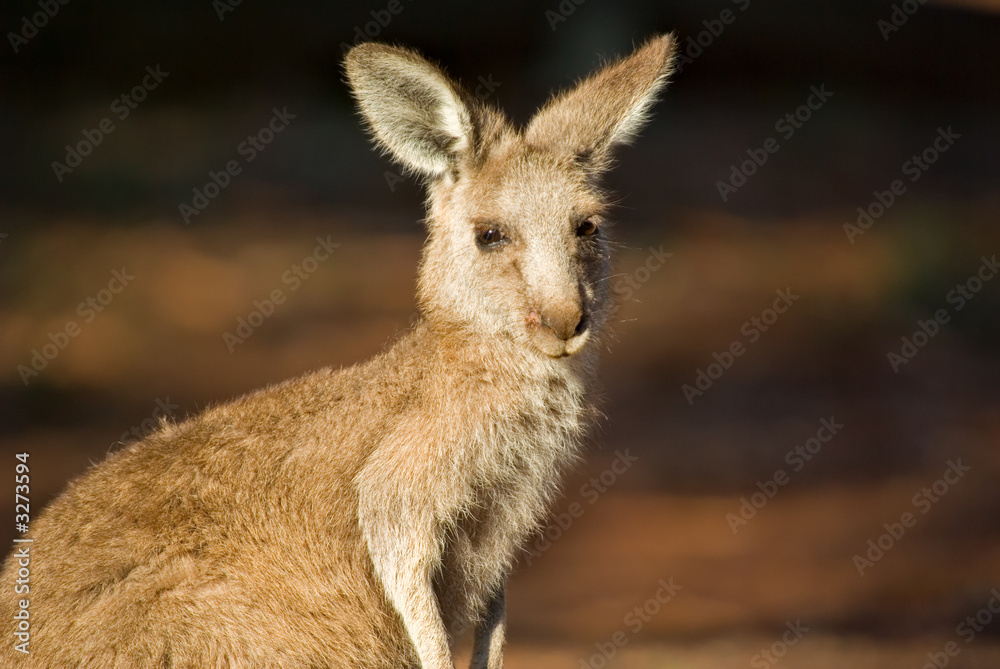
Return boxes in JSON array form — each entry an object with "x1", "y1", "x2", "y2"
[
  {"x1": 476, "y1": 226, "x2": 506, "y2": 249},
  {"x1": 576, "y1": 219, "x2": 599, "y2": 237}
]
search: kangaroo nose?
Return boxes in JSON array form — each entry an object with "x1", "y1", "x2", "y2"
[{"x1": 537, "y1": 302, "x2": 585, "y2": 341}]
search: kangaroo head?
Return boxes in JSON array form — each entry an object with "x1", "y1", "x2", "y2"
[{"x1": 345, "y1": 36, "x2": 676, "y2": 359}]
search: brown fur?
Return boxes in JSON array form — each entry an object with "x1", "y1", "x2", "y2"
[{"x1": 1, "y1": 35, "x2": 676, "y2": 668}]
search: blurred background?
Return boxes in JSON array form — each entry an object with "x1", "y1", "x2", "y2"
[{"x1": 2, "y1": 0, "x2": 999, "y2": 666}]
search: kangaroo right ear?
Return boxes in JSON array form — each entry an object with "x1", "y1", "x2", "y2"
[
  {"x1": 345, "y1": 43, "x2": 473, "y2": 179},
  {"x1": 525, "y1": 34, "x2": 676, "y2": 173}
]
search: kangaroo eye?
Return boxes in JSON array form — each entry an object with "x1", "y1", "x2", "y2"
[
  {"x1": 576, "y1": 219, "x2": 599, "y2": 237},
  {"x1": 476, "y1": 227, "x2": 506, "y2": 249}
]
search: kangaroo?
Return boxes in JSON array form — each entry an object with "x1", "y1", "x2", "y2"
[{"x1": 1, "y1": 35, "x2": 676, "y2": 668}]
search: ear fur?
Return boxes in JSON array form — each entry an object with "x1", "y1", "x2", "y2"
[
  {"x1": 525, "y1": 34, "x2": 677, "y2": 171},
  {"x1": 345, "y1": 43, "x2": 473, "y2": 178}
]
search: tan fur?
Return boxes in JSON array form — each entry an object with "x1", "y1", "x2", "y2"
[{"x1": 1, "y1": 35, "x2": 676, "y2": 668}]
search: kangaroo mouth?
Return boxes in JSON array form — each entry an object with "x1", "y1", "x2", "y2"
[{"x1": 563, "y1": 327, "x2": 591, "y2": 356}]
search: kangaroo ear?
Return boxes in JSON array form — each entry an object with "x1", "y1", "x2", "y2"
[
  {"x1": 525, "y1": 34, "x2": 677, "y2": 172},
  {"x1": 345, "y1": 43, "x2": 473, "y2": 178}
]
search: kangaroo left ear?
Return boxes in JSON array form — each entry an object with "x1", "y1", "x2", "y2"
[
  {"x1": 525, "y1": 34, "x2": 677, "y2": 173},
  {"x1": 345, "y1": 43, "x2": 474, "y2": 179}
]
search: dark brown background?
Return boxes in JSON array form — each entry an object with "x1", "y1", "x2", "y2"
[{"x1": 2, "y1": 0, "x2": 999, "y2": 666}]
